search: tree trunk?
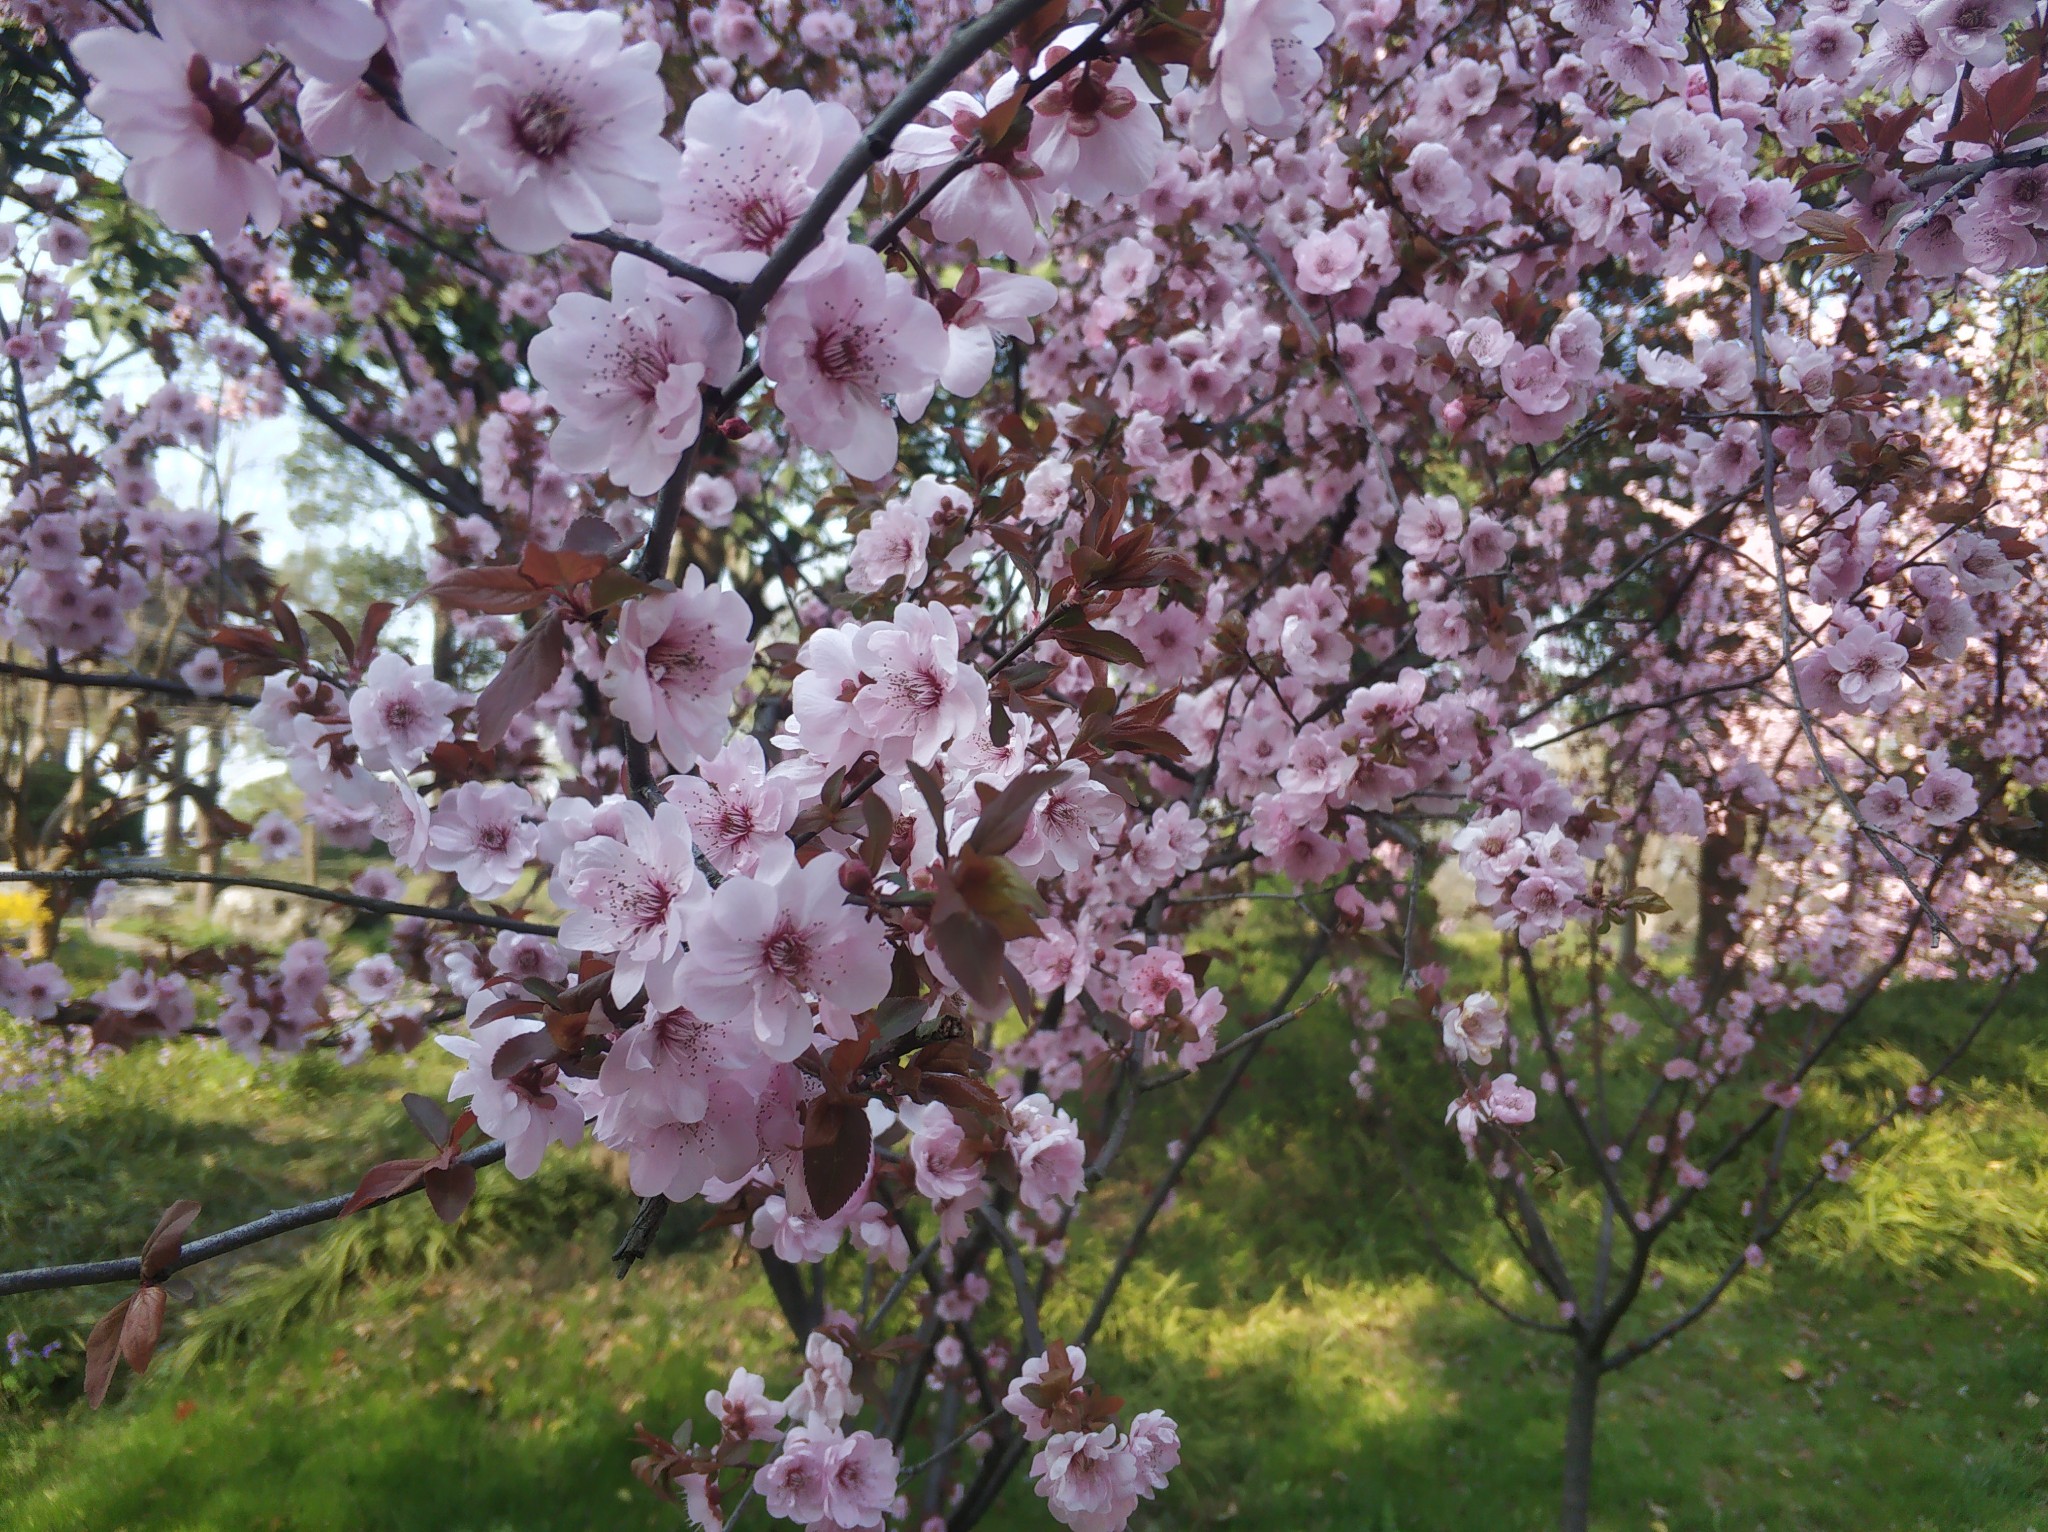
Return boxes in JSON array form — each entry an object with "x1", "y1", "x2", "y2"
[
  {"x1": 161, "y1": 730, "x2": 187, "y2": 859},
  {"x1": 194, "y1": 724, "x2": 224, "y2": 919},
  {"x1": 1559, "y1": 1347, "x2": 1602, "y2": 1532}
]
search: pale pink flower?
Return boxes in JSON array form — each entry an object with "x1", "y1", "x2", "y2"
[
  {"x1": 1397, "y1": 494, "x2": 1463, "y2": 561},
  {"x1": 1004, "y1": 1344, "x2": 1089, "y2": 1441},
  {"x1": 1913, "y1": 757, "x2": 1979, "y2": 826},
  {"x1": 707, "y1": 1367, "x2": 786, "y2": 1444},
  {"x1": 1860, "y1": 774, "x2": 1914, "y2": 832},
  {"x1": 669, "y1": 855, "x2": 894, "y2": 1060},
  {"x1": 897, "y1": 1099, "x2": 983, "y2": 1203},
  {"x1": 298, "y1": 76, "x2": 451, "y2": 182},
  {"x1": 847, "y1": 492, "x2": 937, "y2": 596},
  {"x1": 1293, "y1": 228, "x2": 1366, "y2": 295},
  {"x1": 1004, "y1": 28, "x2": 1164, "y2": 203},
  {"x1": 1650, "y1": 774, "x2": 1708, "y2": 839},
  {"x1": 1949, "y1": 529, "x2": 2020, "y2": 595},
  {"x1": 1394, "y1": 143, "x2": 1476, "y2": 231},
  {"x1": 850, "y1": 602, "x2": 990, "y2": 768},
  {"x1": 888, "y1": 91, "x2": 1051, "y2": 261},
  {"x1": 1825, "y1": 620, "x2": 1909, "y2": 710},
  {"x1": 1198, "y1": 0, "x2": 1335, "y2": 142},
  {"x1": 250, "y1": 809, "x2": 302, "y2": 863},
  {"x1": 821, "y1": 1432, "x2": 900, "y2": 1530},
  {"x1": 1441, "y1": 992, "x2": 1508, "y2": 1065},
  {"x1": 157, "y1": 0, "x2": 386, "y2": 80},
  {"x1": 405, "y1": 5, "x2": 679, "y2": 253},
  {"x1": 425, "y1": 782, "x2": 538, "y2": 899},
  {"x1": 759, "y1": 246, "x2": 947, "y2": 480},
  {"x1": 440, "y1": 1011, "x2": 587, "y2": 1178},
  {"x1": 1858, "y1": 0, "x2": 1962, "y2": 95},
  {"x1": 613, "y1": 1076, "x2": 764, "y2": 1199},
  {"x1": 785, "y1": 1333, "x2": 863, "y2": 1431},
  {"x1": 346, "y1": 954, "x2": 403, "y2": 1005},
  {"x1": 371, "y1": 776, "x2": 433, "y2": 867},
  {"x1": 73, "y1": 22, "x2": 283, "y2": 236},
  {"x1": 1015, "y1": 772, "x2": 1126, "y2": 877},
  {"x1": 1486, "y1": 1073, "x2": 1539, "y2": 1125},
  {"x1": 1010, "y1": 1093, "x2": 1086, "y2": 1217},
  {"x1": 758, "y1": 1425, "x2": 833, "y2": 1524},
  {"x1": 1126, "y1": 1410, "x2": 1181, "y2": 1496},
  {"x1": 347, "y1": 651, "x2": 464, "y2": 773},
  {"x1": 899, "y1": 267, "x2": 1058, "y2": 419},
  {"x1": 1032, "y1": 1426, "x2": 1141, "y2": 1532},
  {"x1": 666, "y1": 735, "x2": 799, "y2": 879},
  {"x1": 553, "y1": 799, "x2": 703, "y2": 1003},
  {"x1": 0, "y1": 955, "x2": 70, "y2": 1021},
  {"x1": 653, "y1": 88, "x2": 862, "y2": 281},
  {"x1": 179, "y1": 648, "x2": 226, "y2": 696},
  {"x1": 601, "y1": 568, "x2": 754, "y2": 772},
  {"x1": 528, "y1": 257, "x2": 744, "y2": 495}
]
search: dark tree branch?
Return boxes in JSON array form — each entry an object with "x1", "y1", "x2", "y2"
[
  {"x1": 0, "y1": 867, "x2": 559, "y2": 936},
  {"x1": 190, "y1": 237, "x2": 483, "y2": 517},
  {"x1": 735, "y1": 0, "x2": 1059, "y2": 327},
  {"x1": 575, "y1": 231, "x2": 747, "y2": 304},
  {"x1": 0, "y1": 658, "x2": 257, "y2": 708},
  {"x1": 0, "y1": 1140, "x2": 508, "y2": 1297}
]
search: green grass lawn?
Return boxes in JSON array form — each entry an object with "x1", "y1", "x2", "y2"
[{"x1": 4, "y1": 924, "x2": 2048, "y2": 1531}]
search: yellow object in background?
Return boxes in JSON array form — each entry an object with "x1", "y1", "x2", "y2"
[{"x1": 0, "y1": 885, "x2": 48, "y2": 934}]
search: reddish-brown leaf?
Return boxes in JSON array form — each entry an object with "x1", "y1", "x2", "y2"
[
  {"x1": 83, "y1": 1297, "x2": 132, "y2": 1409},
  {"x1": 519, "y1": 543, "x2": 611, "y2": 589},
  {"x1": 339, "y1": 1157, "x2": 431, "y2": 1216},
  {"x1": 932, "y1": 910, "x2": 1007, "y2": 1010},
  {"x1": 403, "y1": 1092, "x2": 451, "y2": 1146},
  {"x1": 423, "y1": 566, "x2": 549, "y2": 614},
  {"x1": 119, "y1": 1284, "x2": 167, "y2": 1375},
  {"x1": 1053, "y1": 622, "x2": 1144, "y2": 666},
  {"x1": 490, "y1": 1026, "x2": 560, "y2": 1080},
  {"x1": 359, "y1": 600, "x2": 396, "y2": 660},
  {"x1": 139, "y1": 1199, "x2": 202, "y2": 1279},
  {"x1": 802, "y1": 1100, "x2": 873, "y2": 1220},
  {"x1": 474, "y1": 612, "x2": 566, "y2": 749},
  {"x1": 967, "y1": 768, "x2": 1067, "y2": 857},
  {"x1": 422, "y1": 1163, "x2": 477, "y2": 1224}
]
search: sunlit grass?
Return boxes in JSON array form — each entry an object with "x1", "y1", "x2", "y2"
[{"x1": 5, "y1": 923, "x2": 2048, "y2": 1529}]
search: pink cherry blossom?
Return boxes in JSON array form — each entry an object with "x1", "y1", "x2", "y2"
[
  {"x1": 1913, "y1": 756, "x2": 1980, "y2": 826},
  {"x1": 157, "y1": 0, "x2": 386, "y2": 80},
  {"x1": 425, "y1": 782, "x2": 539, "y2": 899},
  {"x1": 707, "y1": 1367, "x2": 786, "y2": 1444},
  {"x1": 1004, "y1": 1344, "x2": 1090, "y2": 1441},
  {"x1": 347, "y1": 652, "x2": 464, "y2": 773},
  {"x1": 1441, "y1": 992, "x2": 1508, "y2": 1065},
  {"x1": 1032, "y1": 1426, "x2": 1141, "y2": 1532},
  {"x1": 887, "y1": 91, "x2": 1050, "y2": 262},
  {"x1": 249, "y1": 810, "x2": 302, "y2": 863},
  {"x1": 553, "y1": 799, "x2": 703, "y2": 1003},
  {"x1": 72, "y1": 22, "x2": 283, "y2": 237},
  {"x1": 601, "y1": 568, "x2": 754, "y2": 772},
  {"x1": 666, "y1": 735, "x2": 799, "y2": 879},
  {"x1": 1198, "y1": 0, "x2": 1335, "y2": 142},
  {"x1": 758, "y1": 246, "x2": 947, "y2": 480},
  {"x1": 653, "y1": 88, "x2": 862, "y2": 281},
  {"x1": 670, "y1": 855, "x2": 894, "y2": 1061},
  {"x1": 849, "y1": 602, "x2": 990, "y2": 768},
  {"x1": 1011, "y1": 1092, "x2": 1087, "y2": 1217},
  {"x1": 528, "y1": 257, "x2": 744, "y2": 496},
  {"x1": 404, "y1": 4, "x2": 679, "y2": 253},
  {"x1": 440, "y1": 1011, "x2": 587, "y2": 1178}
]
